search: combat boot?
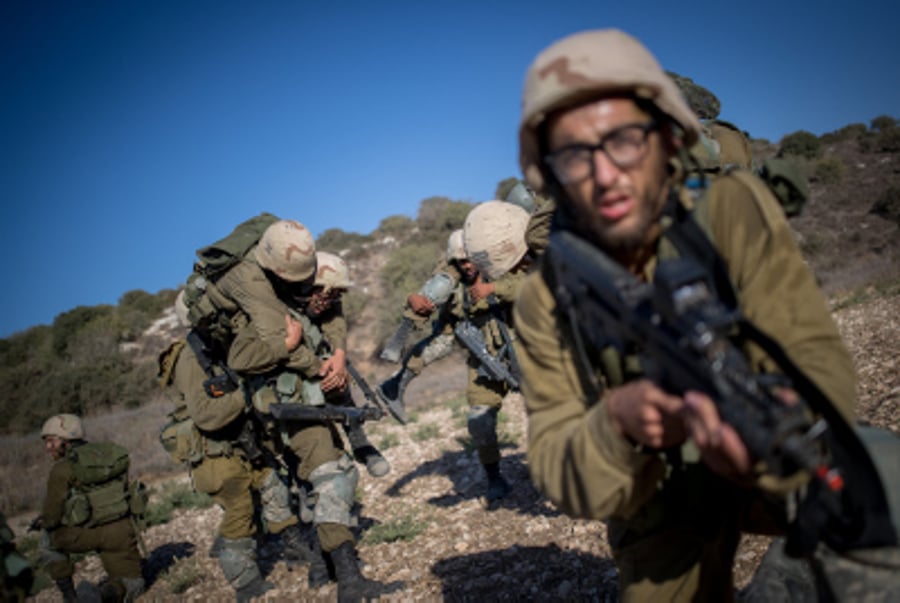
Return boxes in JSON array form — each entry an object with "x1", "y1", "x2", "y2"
[
  {"x1": 235, "y1": 574, "x2": 274, "y2": 603},
  {"x1": 376, "y1": 367, "x2": 415, "y2": 424},
  {"x1": 379, "y1": 318, "x2": 414, "y2": 363},
  {"x1": 55, "y1": 576, "x2": 78, "y2": 603},
  {"x1": 280, "y1": 523, "x2": 315, "y2": 564},
  {"x1": 345, "y1": 421, "x2": 391, "y2": 477},
  {"x1": 330, "y1": 542, "x2": 403, "y2": 603},
  {"x1": 484, "y1": 462, "x2": 511, "y2": 502}
]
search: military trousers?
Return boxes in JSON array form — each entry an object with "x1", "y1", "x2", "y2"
[
  {"x1": 191, "y1": 455, "x2": 296, "y2": 540},
  {"x1": 46, "y1": 517, "x2": 141, "y2": 582}
]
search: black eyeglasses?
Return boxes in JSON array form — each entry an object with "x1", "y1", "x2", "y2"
[{"x1": 544, "y1": 121, "x2": 657, "y2": 184}]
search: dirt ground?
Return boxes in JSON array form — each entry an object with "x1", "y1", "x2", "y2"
[{"x1": 22, "y1": 289, "x2": 898, "y2": 602}]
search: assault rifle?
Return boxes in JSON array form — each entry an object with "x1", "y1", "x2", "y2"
[
  {"x1": 269, "y1": 402, "x2": 383, "y2": 426},
  {"x1": 546, "y1": 228, "x2": 896, "y2": 555},
  {"x1": 454, "y1": 320, "x2": 520, "y2": 389}
]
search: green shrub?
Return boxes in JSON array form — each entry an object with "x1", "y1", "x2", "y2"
[
  {"x1": 343, "y1": 290, "x2": 368, "y2": 328},
  {"x1": 820, "y1": 123, "x2": 867, "y2": 144},
  {"x1": 875, "y1": 126, "x2": 900, "y2": 152},
  {"x1": 779, "y1": 130, "x2": 822, "y2": 159},
  {"x1": 378, "y1": 432, "x2": 400, "y2": 450},
  {"x1": 377, "y1": 215, "x2": 415, "y2": 237},
  {"x1": 412, "y1": 423, "x2": 441, "y2": 442},
  {"x1": 812, "y1": 157, "x2": 846, "y2": 185},
  {"x1": 870, "y1": 186, "x2": 900, "y2": 226},
  {"x1": 871, "y1": 115, "x2": 898, "y2": 132},
  {"x1": 316, "y1": 228, "x2": 373, "y2": 253},
  {"x1": 163, "y1": 558, "x2": 205, "y2": 594},
  {"x1": 362, "y1": 513, "x2": 427, "y2": 544},
  {"x1": 666, "y1": 71, "x2": 721, "y2": 119},
  {"x1": 144, "y1": 482, "x2": 213, "y2": 527}
]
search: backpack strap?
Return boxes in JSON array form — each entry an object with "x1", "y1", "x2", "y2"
[{"x1": 659, "y1": 189, "x2": 738, "y2": 310}]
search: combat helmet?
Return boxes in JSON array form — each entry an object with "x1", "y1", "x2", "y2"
[
  {"x1": 41, "y1": 414, "x2": 84, "y2": 441},
  {"x1": 446, "y1": 229, "x2": 466, "y2": 261},
  {"x1": 255, "y1": 220, "x2": 317, "y2": 282},
  {"x1": 518, "y1": 28, "x2": 702, "y2": 195},
  {"x1": 313, "y1": 251, "x2": 351, "y2": 292},
  {"x1": 463, "y1": 201, "x2": 530, "y2": 280}
]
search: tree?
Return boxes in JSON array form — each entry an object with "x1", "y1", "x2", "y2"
[
  {"x1": 779, "y1": 130, "x2": 822, "y2": 159},
  {"x1": 870, "y1": 115, "x2": 897, "y2": 132}
]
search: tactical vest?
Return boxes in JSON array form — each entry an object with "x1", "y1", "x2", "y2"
[{"x1": 63, "y1": 442, "x2": 131, "y2": 528}]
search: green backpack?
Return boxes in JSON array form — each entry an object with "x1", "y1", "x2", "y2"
[
  {"x1": 64, "y1": 442, "x2": 131, "y2": 528},
  {"x1": 181, "y1": 212, "x2": 281, "y2": 337}
]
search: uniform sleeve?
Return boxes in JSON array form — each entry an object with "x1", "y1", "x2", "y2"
[
  {"x1": 215, "y1": 262, "x2": 321, "y2": 376},
  {"x1": 708, "y1": 173, "x2": 856, "y2": 420},
  {"x1": 492, "y1": 270, "x2": 527, "y2": 303},
  {"x1": 514, "y1": 268, "x2": 666, "y2": 520},
  {"x1": 172, "y1": 344, "x2": 245, "y2": 431},
  {"x1": 42, "y1": 461, "x2": 73, "y2": 530},
  {"x1": 320, "y1": 306, "x2": 347, "y2": 352}
]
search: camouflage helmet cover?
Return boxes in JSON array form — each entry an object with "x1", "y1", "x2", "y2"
[
  {"x1": 314, "y1": 251, "x2": 351, "y2": 291},
  {"x1": 463, "y1": 201, "x2": 530, "y2": 280},
  {"x1": 519, "y1": 29, "x2": 702, "y2": 194},
  {"x1": 41, "y1": 413, "x2": 84, "y2": 440},
  {"x1": 446, "y1": 229, "x2": 466, "y2": 261},
  {"x1": 255, "y1": 220, "x2": 317, "y2": 283}
]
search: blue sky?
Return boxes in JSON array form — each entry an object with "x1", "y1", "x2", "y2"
[{"x1": 2, "y1": 0, "x2": 897, "y2": 337}]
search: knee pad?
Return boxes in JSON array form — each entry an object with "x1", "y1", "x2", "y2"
[
  {"x1": 259, "y1": 468, "x2": 294, "y2": 527},
  {"x1": 219, "y1": 537, "x2": 260, "y2": 589},
  {"x1": 467, "y1": 405, "x2": 499, "y2": 449},
  {"x1": 308, "y1": 454, "x2": 359, "y2": 527}
]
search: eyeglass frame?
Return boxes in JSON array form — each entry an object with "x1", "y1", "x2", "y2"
[{"x1": 543, "y1": 121, "x2": 658, "y2": 185}]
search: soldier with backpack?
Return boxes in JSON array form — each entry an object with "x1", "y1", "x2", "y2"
[
  {"x1": 37, "y1": 414, "x2": 144, "y2": 602},
  {"x1": 178, "y1": 217, "x2": 401, "y2": 602}
]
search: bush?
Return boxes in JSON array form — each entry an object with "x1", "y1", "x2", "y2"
[
  {"x1": 376, "y1": 215, "x2": 415, "y2": 238},
  {"x1": 812, "y1": 158, "x2": 846, "y2": 185},
  {"x1": 667, "y1": 71, "x2": 721, "y2": 119},
  {"x1": 820, "y1": 123, "x2": 867, "y2": 144},
  {"x1": 316, "y1": 228, "x2": 373, "y2": 253},
  {"x1": 412, "y1": 423, "x2": 441, "y2": 442},
  {"x1": 875, "y1": 126, "x2": 900, "y2": 152},
  {"x1": 362, "y1": 513, "x2": 427, "y2": 544},
  {"x1": 415, "y1": 197, "x2": 474, "y2": 234},
  {"x1": 871, "y1": 115, "x2": 898, "y2": 132},
  {"x1": 778, "y1": 130, "x2": 822, "y2": 159},
  {"x1": 870, "y1": 186, "x2": 900, "y2": 227}
]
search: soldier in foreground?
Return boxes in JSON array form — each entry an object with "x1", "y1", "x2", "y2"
[
  {"x1": 37, "y1": 414, "x2": 144, "y2": 602},
  {"x1": 513, "y1": 29, "x2": 897, "y2": 600}
]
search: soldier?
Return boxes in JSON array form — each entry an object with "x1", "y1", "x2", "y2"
[
  {"x1": 459, "y1": 201, "x2": 533, "y2": 501},
  {"x1": 1, "y1": 511, "x2": 33, "y2": 602},
  {"x1": 38, "y1": 414, "x2": 144, "y2": 602},
  {"x1": 303, "y1": 251, "x2": 391, "y2": 478},
  {"x1": 159, "y1": 329, "x2": 328, "y2": 601},
  {"x1": 512, "y1": 29, "x2": 861, "y2": 600},
  {"x1": 198, "y1": 219, "x2": 401, "y2": 602},
  {"x1": 376, "y1": 229, "x2": 471, "y2": 423},
  {"x1": 379, "y1": 231, "x2": 466, "y2": 365}
]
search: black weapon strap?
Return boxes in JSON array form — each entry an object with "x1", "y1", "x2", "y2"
[
  {"x1": 659, "y1": 189, "x2": 738, "y2": 311},
  {"x1": 486, "y1": 292, "x2": 522, "y2": 383},
  {"x1": 186, "y1": 329, "x2": 217, "y2": 380}
]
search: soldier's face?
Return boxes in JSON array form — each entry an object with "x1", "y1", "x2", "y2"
[
  {"x1": 43, "y1": 435, "x2": 67, "y2": 460},
  {"x1": 546, "y1": 97, "x2": 675, "y2": 256}
]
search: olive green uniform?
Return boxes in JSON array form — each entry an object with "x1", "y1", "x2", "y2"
[
  {"x1": 162, "y1": 341, "x2": 297, "y2": 541},
  {"x1": 40, "y1": 448, "x2": 142, "y2": 586},
  {"x1": 514, "y1": 172, "x2": 855, "y2": 601},
  {"x1": 204, "y1": 252, "x2": 356, "y2": 553}
]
